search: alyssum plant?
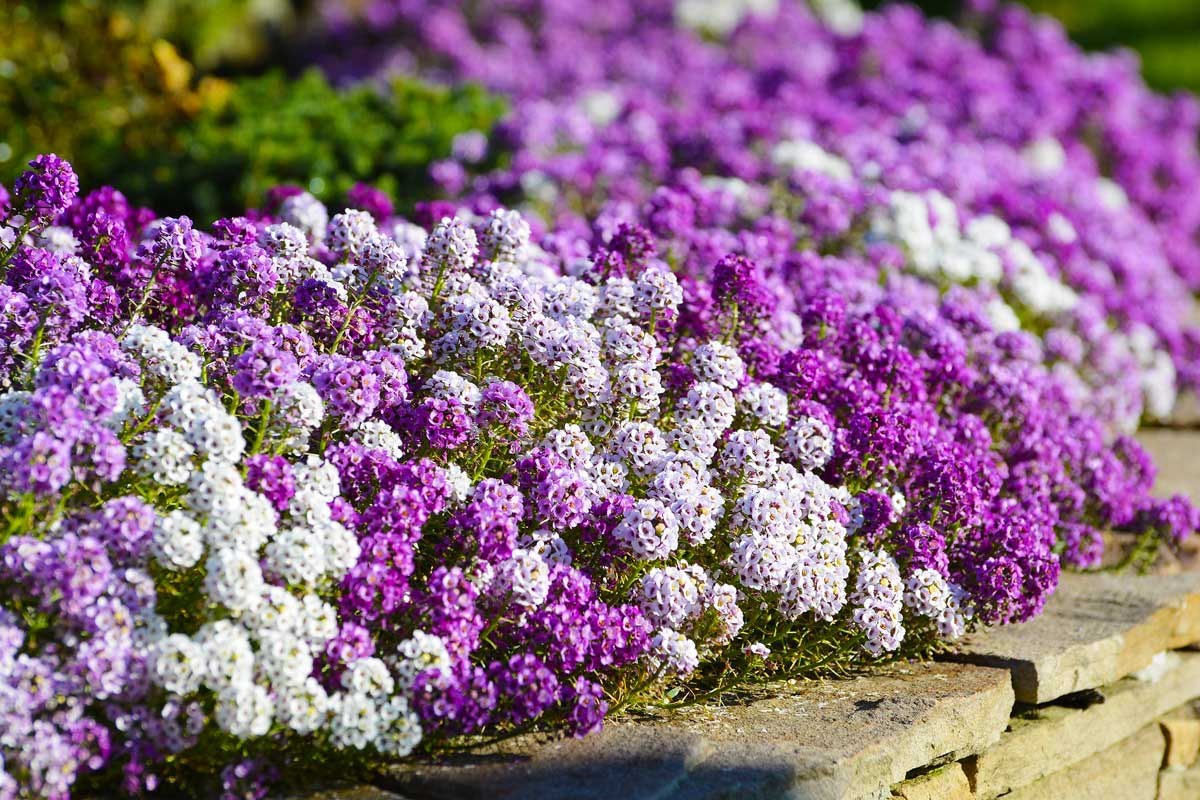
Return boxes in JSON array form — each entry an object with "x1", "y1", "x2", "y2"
[{"x1": 0, "y1": 154, "x2": 1191, "y2": 798}]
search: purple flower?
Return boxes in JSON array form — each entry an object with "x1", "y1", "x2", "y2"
[{"x1": 12, "y1": 154, "x2": 79, "y2": 228}]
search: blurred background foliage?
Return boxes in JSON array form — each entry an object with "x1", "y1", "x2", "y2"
[
  {"x1": 0, "y1": 0, "x2": 506, "y2": 221},
  {"x1": 111, "y1": 71, "x2": 505, "y2": 222},
  {"x1": 868, "y1": 0, "x2": 1200, "y2": 93},
  {"x1": 1023, "y1": 0, "x2": 1200, "y2": 93},
  {"x1": 1, "y1": 0, "x2": 1195, "y2": 222}
]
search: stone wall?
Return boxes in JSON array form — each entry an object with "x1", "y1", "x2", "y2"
[{"x1": 287, "y1": 431, "x2": 1200, "y2": 800}]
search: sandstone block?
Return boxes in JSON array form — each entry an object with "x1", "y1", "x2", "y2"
[
  {"x1": 1136, "y1": 429, "x2": 1200, "y2": 500},
  {"x1": 1159, "y1": 765, "x2": 1200, "y2": 800},
  {"x1": 948, "y1": 571, "x2": 1200, "y2": 704},
  {"x1": 1159, "y1": 395, "x2": 1200, "y2": 431},
  {"x1": 385, "y1": 661, "x2": 1012, "y2": 800},
  {"x1": 275, "y1": 787, "x2": 409, "y2": 799},
  {"x1": 966, "y1": 651, "x2": 1200, "y2": 798},
  {"x1": 1002, "y1": 724, "x2": 1164, "y2": 800},
  {"x1": 1162, "y1": 714, "x2": 1200, "y2": 769},
  {"x1": 891, "y1": 763, "x2": 971, "y2": 800}
]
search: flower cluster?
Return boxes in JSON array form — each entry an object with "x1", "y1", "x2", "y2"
[
  {"x1": 315, "y1": 0, "x2": 1200, "y2": 429},
  {"x1": 0, "y1": 148, "x2": 1192, "y2": 796}
]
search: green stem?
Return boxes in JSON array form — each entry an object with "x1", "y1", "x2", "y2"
[
  {"x1": 122, "y1": 397, "x2": 164, "y2": 444},
  {"x1": 21, "y1": 320, "x2": 46, "y2": 389},
  {"x1": 121, "y1": 251, "x2": 170, "y2": 336},
  {"x1": 471, "y1": 438, "x2": 497, "y2": 481},
  {"x1": 329, "y1": 270, "x2": 380, "y2": 354},
  {"x1": 0, "y1": 220, "x2": 34, "y2": 274},
  {"x1": 249, "y1": 399, "x2": 274, "y2": 456},
  {"x1": 428, "y1": 260, "x2": 450, "y2": 309}
]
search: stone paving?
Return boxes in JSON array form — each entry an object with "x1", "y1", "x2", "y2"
[{"x1": 282, "y1": 429, "x2": 1200, "y2": 800}]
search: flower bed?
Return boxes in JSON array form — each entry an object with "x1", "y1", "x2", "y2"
[
  {"x1": 314, "y1": 0, "x2": 1200, "y2": 427},
  {"x1": 0, "y1": 146, "x2": 1191, "y2": 797},
  {"x1": 4, "y1": 0, "x2": 1200, "y2": 798}
]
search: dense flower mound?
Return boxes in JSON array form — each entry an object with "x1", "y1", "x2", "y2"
[
  {"x1": 0, "y1": 153, "x2": 1193, "y2": 797},
  {"x1": 314, "y1": 0, "x2": 1200, "y2": 427}
]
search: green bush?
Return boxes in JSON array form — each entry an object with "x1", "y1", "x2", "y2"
[
  {"x1": 1, "y1": 1, "x2": 507, "y2": 222},
  {"x1": 0, "y1": 2, "x2": 224, "y2": 182},
  {"x1": 98, "y1": 70, "x2": 508, "y2": 222}
]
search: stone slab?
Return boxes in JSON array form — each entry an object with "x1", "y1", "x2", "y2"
[
  {"x1": 1162, "y1": 713, "x2": 1200, "y2": 769},
  {"x1": 1161, "y1": 393, "x2": 1200, "y2": 430},
  {"x1": 947, "y1": 571, "x2": 1200, "y2": 704},
  {"x1": 277, "y1": 788, "x2": 409, "y2": 800},
  {"x1": 381, "y1": 726, "x2": 711, "y2": 800},
  {"x1": 965, "y1": 651, "x2": 1200, "y2": 798},
  {"x1": 891, "y1": 763, "x2": 971, "y2": 800},
  {"x1": 384, "y1": 661, "x2": 1013, "y2": 800},
  {"x1": 1003, "y1": 723, "x2": 1164, "y2": 800},
  {"x1": 1136, "y1": 429, "x2": 1200, "y2": 502},
  {"x1": 1159, "y1": 765, "x2": 1200, "y2": 800}
]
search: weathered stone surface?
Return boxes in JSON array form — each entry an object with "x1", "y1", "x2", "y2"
[
  {"x1": 1137, "y1": 429, "x2": 1200, "y2": 501},
  {"x1": 1161, "y1": 394, "x2": 1200, "y2": 431},
  {"x1": 382, "y1": 726, "x2": 711, "y2": 800},
  {"x1": 1162, "y1": 712, "x2": 1200, "y2": 769},
  {"x1": 276, "y1": 787, "x2": 410, "y2": 799},
  {"x1": 1003, "y1": 724, "x2": 1164, "y2": 800},
  {"x1": 385, "y1": 661, "x2": 1012, "y2": 800},
  {"x1": 1160, "y1": 765, "x2": 1200, "y2": 800},
  {"x1": 891, "y1": 763, "x2": 971, "y2": 800},
  {"x1": 947, "y1": 571, "x2": 1200, "y2": 704},
  {"x1": 965, "y1": 651, "x2": 1200, "y2": 798}
]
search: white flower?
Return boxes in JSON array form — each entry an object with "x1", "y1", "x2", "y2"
[
  {"x1": 649, "y1": 628, "x2": 699, "y2": 675},
  {"x1": 279, "y1": 192, "x2": 329, "y2": 241},
  {"x1": 0, "y1": 391, "x2": 30, "y2": 444},
  {"x1": 133, "y1": 427, "x2": 195, "y2": 486},
  {"x1": 374, "y1": 698, "x2": 423, "y2": 756},
  {"x1": 691, "y1": 341, "x2": 745, "y2": 390},
  {"x1": 481, "y1": 208, "x2": 531, "y2": 262},
  {"x1": 738, "y1": 382, "x2": 788, "y2": 427},
  {"x1": 151, "y1": 510, "x2": 203, "y2": 570},
  {"x1": 151, "y1": 634, "x2": 206, "y2": 695},
  {"x1": 300, "y1": 594, "x2": 340, "y2": 648},
  {"x1": 342, "y1": 657, "x2": 395, "y2": 698},
  {"x1": 638, "y1": 566, "x2": 705, "y2": 629},
  {"x1": 327, "y1": 209, "x2": 379, "y2": 261},
  {"x1": 719, "y1": 429, "x2": 779, "y2": 485},
  {"x1": 257, "y1": 632, "x2": 314, "y2": 688},
  {"x1": 244, "y1": 585, "x2": 304, "y2": 640},
  {"x1": 328, "y1": 691, "x2": 380, "y2": 750},
  {"x1": 770, "y1": 138, "x2": 852, "y2": 181},
  {"x1": 394, "y1": 631, "x2": 453, "y2": 689},
  {"x1": 613, "y1": 498, "x2": 680, "y2": 560},
  {"x1": 494, "y1": 549, "x2": 552, "y2": 609},
  {"x1": 423, "y1": 217, "x2": 479, "y2": 276},
  {"x1": 265, "y1": 525, "x2": 328, "y2": 586},
  {"x1": 276, "y1": 677, "x2": 330, "y2": 735},
  {"x1": 215, "y1": 681, "x2": 273, "y2": 738},
  {"x1": 851, "y1": 550, "x2": 906, "y2": 657},
  {"x1": 782, "y1": 415, "x2": 833, "y2": 471},
  {"x1": 197, "y1": 621, "x2": 255, "y2": 689},
  {"x1": 726, "y1": 532, "x2": 795, "y2": 593},
  {"x1": 355, "y1": 419, "x2": 406, "y2": 459},
  {"x1": 204, "y1": 548, "x2": 265, "y2": 614},
  {"x1": 123, "y1": 325, "x2": 202, "y2": 385}
]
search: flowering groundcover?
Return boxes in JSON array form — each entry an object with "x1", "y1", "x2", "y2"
[
  {"x1": 3, "y1": 1, "x2": 1200, "y2": 798},
  {"x1": 316, "y1": 0, "x2": 1200, "y2": 429},
  {"x1": 0, "y1": 146, "x2": 1191, "y2": 797}
]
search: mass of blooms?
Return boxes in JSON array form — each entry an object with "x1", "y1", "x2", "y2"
[
  {"x1": 0, "y1": 145, "x2": 1193, "y2": 796},
  {"x1": 315, "y1": 0, "x2": 1200, "y2": 429},
  {"x1": 4, "y1": 1, "x2": 1200, "y2": 798}
]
